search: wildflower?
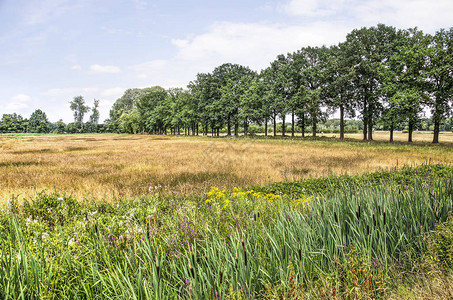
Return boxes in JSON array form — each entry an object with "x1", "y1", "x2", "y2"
[
  {"x1": 205, "y1": 198, "x2": 213, "y2": 204},
  {"x1": 222, "y1": 199, "x2": 232, "y2": 209},
  {"x1": 232, "y1": 192, "x2": 238, "y2": 198},
  {"x1": 57, "y1": 197, "x2": 64, "y2": 201}
]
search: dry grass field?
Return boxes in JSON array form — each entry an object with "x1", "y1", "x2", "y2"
[{"x1": 1, "y1": 132, "x2": 452, "y2": 202}]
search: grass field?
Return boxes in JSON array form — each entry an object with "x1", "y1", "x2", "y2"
[{"x1": 1, "y1": 132, "x2": 452, "y2": 202}]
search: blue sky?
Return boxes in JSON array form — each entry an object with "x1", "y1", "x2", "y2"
[{"x1": 1, "y1": 0, "x2": 453, "y2": 123}]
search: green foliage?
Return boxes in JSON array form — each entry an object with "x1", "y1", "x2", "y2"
[
  {"x1": 0, "y1": 113, "x2": 27, "y2": 133},
  {"x1": 28, "y1": 109, "x2": 50, "y2": 133},
  {"x1": 256, "y1": 163, "x2": 453, "y2": 197},
  {"x1": 69, "y1": 95, "x2": 90, "y2": 124},
  {"x1": 426, "y1": 215, "x2": 453, "y2": 271},
  {"x1": 22, "y1": 192, "x2": 80, "y2": 227}
]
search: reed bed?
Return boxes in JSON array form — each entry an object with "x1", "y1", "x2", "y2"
[{"x1": 1, "y1": 168, "x2": 452, "y2": 298}]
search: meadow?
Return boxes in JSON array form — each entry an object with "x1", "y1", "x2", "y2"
[
  {"x1": 1, "y1": 133, "x2": 453, "y2": 299},
  {"x1": 0, "y1": 132, "x2": 452, "y2": 202}
]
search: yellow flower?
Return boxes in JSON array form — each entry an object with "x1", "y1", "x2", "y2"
[
  {"x1": 233, "y1": 187, "x2": 239, "y2": 192},
  {"x1": 222, "y1": 199, "x2": 232, "y2": 209},
  {"x1": 232, "y1": 192, "x2": 238, "y2": 198},
  {"x1": 205, "y1": 198, "x2": 213, "y2": 204}
]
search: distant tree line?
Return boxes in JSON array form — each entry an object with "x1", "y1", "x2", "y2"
[
  {"x1": 106, "y1": 24, "x2": 452, "y2": 143},
  {"x1": 1, "y1": 24, "x2": 452, "y2": 142},
  {"x1": 0, "y1": 98, "x2": 103, "y2": 134}
]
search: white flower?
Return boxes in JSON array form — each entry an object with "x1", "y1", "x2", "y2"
[
  {"x1": 68, "y1": 238, "x2": 75, "y2": 247},
  {"x1": 58, "y1": 197, "x2": 64, "y2": 201}
]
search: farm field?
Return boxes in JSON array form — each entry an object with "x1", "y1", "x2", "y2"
[{"x1": 0, "y1": 133, "x2": 452, "y2": 202}]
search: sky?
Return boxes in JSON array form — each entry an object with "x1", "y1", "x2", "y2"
[{"x1": 1, "y1": 0, "x2": 453, "y2": 123}]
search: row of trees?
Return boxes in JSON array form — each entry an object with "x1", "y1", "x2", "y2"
[
  {"x1": 1, "y1": 24, "x2": 451, "y2": 142},
  {"x1": 0, "y1": 110, "x2": 51, "y2": 133},
  {"x1": 0, "y1": 98, "x2": 101, "y2": 134},
  {"x1": 107, "y1": 24, "x2": 453, "y2": 143}
]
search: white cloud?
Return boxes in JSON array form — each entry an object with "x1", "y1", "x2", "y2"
[
  {"x1": 279, "y1": 0, "x2": 453, "y2": 32},
  {"x1": 43, "y1": 87, "x2": 100, "y2": 97},
  {"x1": 281, "y1": 0, "x2": 348, "y2": 17},
  {"x1": 90, "y1": 64, "x2": 121, "y2": 74},
  {"x1": 5, "y1": 102, "x2": 29, "y2": 110},
  {"x1": 11, "y1": 94, "x2": 31, "y2": 102},
  {"x1": 172, "y1": 21, "x2": 350, "y2": 72},
  {"x1": 1, "y1": 94, "x2": 32, "y2": 113},
  {"x1": 353, "y1": 0, "x2": 453, "y2": 32},
  {"x1": 131, "y1": 60, "x2": 168, "y2": 79},
  {"x1": 71, "y1": 65, "x2": 81, "y2": 70},
  {"x1": 101, "y1": 87, "x2": 124, "y2": 98}
]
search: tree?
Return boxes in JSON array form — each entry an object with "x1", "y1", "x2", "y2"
[
  {"x1": 28, "y1": 109, "x2": 50, "y2": 133},
  {"x1": 264, "y1": 55, "x2": 295, "y2": 136},
  {"x1": 89, "y1": 99, "x2": 100, "y2": 124},
  {"x1": 0, "y1": 113, "x2": 27, "y2": 133},
  {"x1": 381, "y1": 28, "x2": 428, "y2": 142},
  {"x1": 344, "y1": 24, "x2": 398, "y2": 140},
  {"x1": 109, "y1": 88, "x2": 147, "y2": 122},
  {"x1": 212, "y1": 63, "x2": 255, "y2": 136},
  {"x1": 136, "y1": 86, "x2": 168, "y2": 134},
  {"x1": 323, "y1": 44, "x2": 356, "y2": 140},
  {"x1": 69, "y1": 96, "x2": 90, "y2": 130},
  {"x1": 295, "y1": 46, "x2": 330, "y2": 137},
  {"x1": 424, "y1": 28, "x2": 453, "y2": 143}
]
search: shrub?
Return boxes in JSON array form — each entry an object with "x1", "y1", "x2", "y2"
[{"x1": 426, "y1": 215, "x2": 453, "y2": 271}]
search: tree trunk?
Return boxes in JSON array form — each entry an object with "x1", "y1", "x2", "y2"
[
  {"x1": 282, "y1": 115, "x2": 286, "y2": 137},
  {"x1": 433, "y1": 118, "x2": 440, "y2": 143},
  {"x1": 196, "y1": 123, "x2": 199, "y2": 136},
  {"x1": 244, "y1": 118, "x2": 248, "y2": 136},
  {"x1": 291, "y1": 111, "x2": 295, "y2": 137},
  {"x1": 301, "y1": 113, "x2": 305, "y2": 138},
  {"x1": 339, "y1": 105, "x2": 344, "y2": 140},
  {"x1": 217, "y1": 128, "x2": 220, "y2": 137},
  {"x1": 312, "y1": 115, "x2": 317, "y2": 137},
  {"x1": 367, "y1": 119, "x2": 373, "y2": 141},
  {"x1": 363, "y1": 119, "x2": 367, "y2": 140},
  {"x1": 264, "y1": 118, "x2": 268, "y2": 137},
  {"x1": 408, "y1": 121, "x2": 413, "y2": 142},
  {"x1": 227, "y1": 116, "x2": 231, "y2": 136},
  {"x1": 273, "y1": 113, "x2": 277, "y2": 137},
  {"x1": 362, "y1": 101, "x2": 368, "y2": 140},
  {"x1": 389, "y1": 123, "x2": 394, "y2": 142},
  {"x1": 234, "y1": 120, "x2": 239, "y2": 137}
]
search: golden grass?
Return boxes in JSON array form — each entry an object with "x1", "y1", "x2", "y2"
[{"x1": 0, "y1": 133, "x2": 452, "y2": 202}]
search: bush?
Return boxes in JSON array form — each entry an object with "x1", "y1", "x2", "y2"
[{"x1": 426, "y1": 215, "x2": 453, "y2": 271}]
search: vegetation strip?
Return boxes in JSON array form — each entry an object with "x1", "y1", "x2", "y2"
[{"x1": 1, "y1": 164, "x2": 452, "y2": 298}]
